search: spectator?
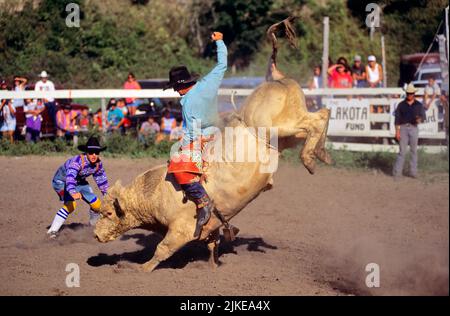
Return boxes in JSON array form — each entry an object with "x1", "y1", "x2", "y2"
[
  {"x1": 77, "y1": 108, "x2": 91, "y2": 134},
  {"x1": 169, "y1": 118, "x2": 183, "y2": 141},
  {"x1": 106, "y1": 101, "x2": 125, "y2": 132},
  {"x1": 307, "y1": 66, "x2": 323, "y2": 111},
  {"x1": 0, "y1": 98, "x2": 16, "y2": 143},
  {"x1": 138, "y1": 116, "x2": 160, "y2": 145},
  {"x1": 35, "y1": 71, "x2": 57, "y2": 126},
  {"x1": 392, "y1": 83, "x2": 426, "y2": 179},
  {"x1": 308, "y1": 66, "x2": 322, "y2": 89},
  {"x1": 107, "y1": 98, "x2": 117, "y2": 109},
  {"x1": 123, "y1": 72, "x2": 142, "y2": 117},
  {"x1": 156, "y1": 110, "x2": 177, "y2": 143},
  {"x1": 13, "y1": 76, "x2": 27, "y2": 108},
  {"x1": 23, "y1": 98, "x2": 45, "y2": 143},
  {"x1": 56, "y1": 103, "x2": 79, "y2": 147},
  {"x1": 423, "y1": 77, "x2": 441, "y2": 110},
  {"x1": 0, "y1": 79, "x2": 8, "y2": 90},
  {"x1": 328, "y1": 64, "x2": 353, "y2": 88},
  {"x1": 117, "y1": 98, "x2": 131, "y2": 133},
  {"x1": 336, "y1": 56, "x2": 350, "y2": 70},
  {"x1": 93, "y1": 109, "x2": 104, "y2": 131},
  {"x1": 366, "y1": 55, "x2": 383, "y2": 88},
  {"x1": 117, "y1": 98, "x2": 128, "y2": 116},
  {"x1": 351, "y1": 55, "x2": 366, "y2": 88}
]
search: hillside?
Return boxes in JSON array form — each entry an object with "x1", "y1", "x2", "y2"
[{"x1": 0, "y1": 0, "x2": 447, "y2": 88}]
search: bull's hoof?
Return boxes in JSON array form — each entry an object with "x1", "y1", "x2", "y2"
[
  {"x1": 209, "y1": 258, "x2": 219, "y2": 269},
  {"x1": 141, "y1": 261, "x2": 159, "y2": 272},
  {"x1": 315, "y1": 148, "x2": 333, "y2": 165},
  {"x1": 302, "y1": 157, "x2": 316, "y2": 174}
]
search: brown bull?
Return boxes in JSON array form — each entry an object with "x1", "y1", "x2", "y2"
[{"x1": 94, "y1": 17, "x2": 331, "y2": 272}]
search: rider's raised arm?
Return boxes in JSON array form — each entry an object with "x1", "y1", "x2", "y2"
[{"x1": 198, "y1": 39, "x2": 228, "y2": 97}]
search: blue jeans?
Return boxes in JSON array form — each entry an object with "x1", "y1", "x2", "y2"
[
  {"x1": 52, "y1": 167, "x2": 97, "y2": 203},
  {"x1": 393, "y1": 124, "x2": 419, "y2": 177},
  {"x1": 181, "y1": 182, "x2": 207, "y2": 200}
]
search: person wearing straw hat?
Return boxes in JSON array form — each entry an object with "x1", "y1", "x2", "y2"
[
  {"x1": 164, "y1": 31, "x2": 227, "y2": 238},
  {"x1": 47, "y1": 136, "x2": 109, "y2": 239},
  {"x1": 392, "y1": 83, "x2": 426, "y2": 179},
  {"x1": 35, "y1": 70, "x2": 57, "y2": 126}
]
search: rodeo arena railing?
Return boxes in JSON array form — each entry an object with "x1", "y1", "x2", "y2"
[{"x1": 0, "y1": 87, "x2": 448, "y2": 153}]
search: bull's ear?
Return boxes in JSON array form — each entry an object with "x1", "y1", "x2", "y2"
[{"x1": 113, "y1": 198, "x2": 125, "y2": 218}]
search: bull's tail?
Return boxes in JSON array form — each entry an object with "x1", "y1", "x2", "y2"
[{"x1": 265, "y1": 16, "x2": 297, "y2": 82}]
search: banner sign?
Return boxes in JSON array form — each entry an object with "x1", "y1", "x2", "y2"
[{"x1": 324, "y1": 99, "x2": 371, "y2": 136}]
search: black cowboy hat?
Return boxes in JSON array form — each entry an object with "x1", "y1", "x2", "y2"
[
  {"x1": 78, "y1": 136, "x2": 107, "y2": 153},
  {"x1": 163, "y1": 66, "x2": 199, "y2": 91}
]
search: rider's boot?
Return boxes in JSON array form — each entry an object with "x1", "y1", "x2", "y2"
[{"x1": 193, "y1": 195, "x2": 214, "y2": 238}]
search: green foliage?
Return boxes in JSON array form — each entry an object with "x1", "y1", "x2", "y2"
[
  {"x1": 0, "y1": 0, "x2": 446, "y2": 87},
  {"x1": 203, "y1": 0, "x2": 275, "y2": 68}
]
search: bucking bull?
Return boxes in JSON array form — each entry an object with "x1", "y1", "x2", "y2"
[{"x1": 94, "y1": 17, "x2": 332, "y2": 272}]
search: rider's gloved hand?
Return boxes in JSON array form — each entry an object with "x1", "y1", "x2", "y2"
[{"x1": 211, "y1": 32, "x2": 223, "y2": 41}]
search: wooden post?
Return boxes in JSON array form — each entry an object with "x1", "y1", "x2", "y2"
[
  {"x1": 322, "y1": 16, "x2": 329, "y2": 89},
  {"x1": 101, "y1": 98, "x2": 107, "y2": 134},
  {"x1": 446, "y1": 6, "x2": 449, "y2": 64},
  {"x1": 381, "y1": 35, "x2": 387, "y2": 87}
]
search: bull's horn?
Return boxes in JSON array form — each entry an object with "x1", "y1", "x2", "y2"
[{"x1": 113, "y1": 198, "x2": 125, "y2": 218}]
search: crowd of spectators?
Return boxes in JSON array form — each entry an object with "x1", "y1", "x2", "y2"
[
  {"x1": 0, "y1": 70, "x2": 183, "y2": 146},
  {"x1": 1, "y1": 66, "x2": 447, "y2": 145},
  {"x1": 308, "y1": 54, "x2": 384, "y2": 90}
]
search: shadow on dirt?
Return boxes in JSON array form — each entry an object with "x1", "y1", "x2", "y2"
[
  {"x1": 45, "y1": 222, "x2": 89, "y2": 232},
  {"x1": 87, "y1": 232, "x2": 277, "y2": 270}
]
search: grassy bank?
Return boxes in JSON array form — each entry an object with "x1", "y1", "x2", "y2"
[
  {"x1": 281, "y1": 146, "x2": 449, "y2": 175},
  {"x1": 1, "y1": 137, "x2": 448, "y2": 175}
]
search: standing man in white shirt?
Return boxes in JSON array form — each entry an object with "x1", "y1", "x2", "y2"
[{"x1": 35, "y1": 71, "x2": 56, "y2": 126}]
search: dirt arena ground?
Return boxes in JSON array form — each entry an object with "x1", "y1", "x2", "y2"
[{"x1": 0, "y1": 156, "x2": 448, "y2": 296}]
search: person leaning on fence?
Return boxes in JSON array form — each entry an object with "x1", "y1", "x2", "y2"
[
  {"x1": 35, "y1": 71, "x2": 57, "y2": 126},
  {"x1": 13, "y1": 76, "x2": 27, "y2": 108},
  {"x1": 138, "y1": 116, "x2": 160, "y2": 145},
  {"x1": 366, "y1": 55, "x2": 383, "y2": 88},
  {"x1": 56, "y1": 103, "x2": 79, "y2": 147},
  {"x1": 123, "y1": 72, "x2": 142, "y2": 117},
  {"x1": 392, "y1": 83, "x2": 426, "y2": 179},
  {"x1": 0, "y1": 98, "x2": 16, "y2": 144},
  {"x1": 106, "y1": 100, "x2": 125, "y2": 133},
  {"x1": 423, "y1": 77, "x2": 441, "y2": 110},
  {"x1": 155, "y1": 110, "x2": 177, "y2": 144},
  {"x1": 351, "y1": 55, "x2": 366, "y2": 88},
  {"x1": 47, "y1": 136, "x2": 109, "y2": 239},
  {"x1": 23, "y1": 98, "x2": 45, "y2": 143}
]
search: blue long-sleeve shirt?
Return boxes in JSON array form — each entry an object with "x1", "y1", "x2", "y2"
[{"x1": 180, "y1": 40, "x2": 227, "y2": 146}]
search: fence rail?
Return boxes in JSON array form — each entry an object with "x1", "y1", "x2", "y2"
[{"x1": 1, "y1": 88, "x2": 447, "y2": 153}]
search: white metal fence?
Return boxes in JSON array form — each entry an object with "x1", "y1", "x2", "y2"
[{"x1": 0, "y1": 88, "x2": 447, "y2": 153}]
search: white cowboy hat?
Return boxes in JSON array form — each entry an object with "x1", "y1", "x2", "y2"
[
  {"x1": 404, "y1": 83, "x2": 418, "y2": 94},
  {"x1": 39, "y1": 71, "x2": 48, "y2": 78}
]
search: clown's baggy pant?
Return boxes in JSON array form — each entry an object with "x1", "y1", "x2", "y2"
[{"x1": 47, "y1": 166, "x2": 102, "y2": 234}]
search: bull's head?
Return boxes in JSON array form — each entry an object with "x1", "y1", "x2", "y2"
[{"x1": 94, "y1": 181, "x2": 132, "y2": 242}]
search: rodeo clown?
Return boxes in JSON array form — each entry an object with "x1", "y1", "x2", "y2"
[
  {"x1": 164, "y1": 31, "x2": 227, "y2": 238},
  {"x1": 47, "y1": 136, "x2": 109, "y2": 239}
]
